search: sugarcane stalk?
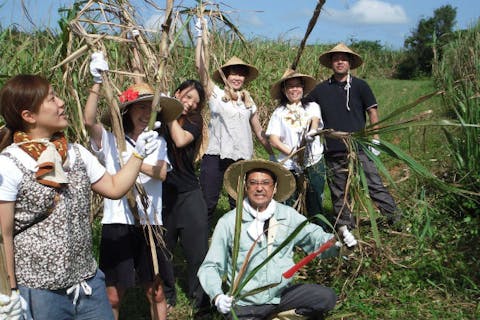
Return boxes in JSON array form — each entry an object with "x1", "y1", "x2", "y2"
[
  {"x1": 148, "y1": 0, "x2": 175, "y2": 130},
  {"x1": 0, "y1": 231, "x2": 11, "y2": 295},
  {"x1": 290, "y1": 0, "x2": 326, "y2": 71}
]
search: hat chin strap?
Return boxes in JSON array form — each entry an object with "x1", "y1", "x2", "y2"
[{"x1": 344, "y1": 72, "x2": 351, "y2": 111}]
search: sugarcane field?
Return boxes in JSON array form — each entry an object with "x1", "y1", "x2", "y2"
[{"x1": 0, "y1": 1, "x2": 479, "y2": 319}]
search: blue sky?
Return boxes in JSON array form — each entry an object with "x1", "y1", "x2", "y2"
[{"x1": 1, "y1": 0, "x2": 478, "y2": 49}]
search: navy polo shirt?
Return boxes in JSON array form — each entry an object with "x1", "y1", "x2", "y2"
[{"x1": 307, "y1": 76, "x2": 377, "y2": 155}]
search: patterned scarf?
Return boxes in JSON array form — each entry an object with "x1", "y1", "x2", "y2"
[
  {"x1": 284, "y1": 102, "x2": 310, "y2": 128},
  {"x1": 14, "y1": 131, "x2": 68, "y2": 188}
]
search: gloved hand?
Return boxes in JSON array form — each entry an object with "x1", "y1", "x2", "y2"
[
  {"x1": 89, "y1": 52, "x2": 109, "y2": 84},
  {"x1": 131, "y1": 28, "x2": 140, "y2": 37},
  {"x1": 269, "y1": 154, "x2": 277, "y2": 162},
  {"x1": 0, "y1": 290, "x2": 23, "y2": 320},
  {"x1": 338, "y1": 226, "x2": 357, "y2": 248},
  {"x1": 134, "y1": 130, "x2": 160, "y2": 159},
  {"x1": 305, "y1": 129, "x2": 317, "y2": 142},
  {"x1": 368, "y1": 138, "x2": 381, "y2": 156},
  {"x1": 194, "y1": 16, "x2": 206, "y2": 38},
  {"x1": 214, "y1": 294, "x2": 233, "y2": 314}
]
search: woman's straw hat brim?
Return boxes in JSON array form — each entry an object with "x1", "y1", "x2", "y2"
[
  {"x1": 212, "y1": 56, "x2": 259, "y2": 85},
  {"x1": 101, "y1": 83, "x2": 183, "y2": 125},
  {"x1": 319, "y1": 43, "x2": 363, "y2": 69},
  {"x1": 270, "y1": 69, "x2": 317, "y2": 101},
  {"x1": 224, "y1": 159, "x2": 295, "y2": 202}
]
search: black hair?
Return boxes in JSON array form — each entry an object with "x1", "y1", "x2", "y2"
[
  {"x1": 245, "y1": 168, "x2": 277, "y2": 184},
  {"x1": 278, "y1": 77, "x2": 309, "y2": 108}
]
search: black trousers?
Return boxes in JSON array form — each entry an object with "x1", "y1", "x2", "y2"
[
  {"x1": 199, "y1": 154, "x2": 237, "y2": 226},
  {"x1": 229, "y1": 284, "x2": 336, "y2": 320},
  {"x1": 326, "y1": 152, "x2": 399, "y2": 228},
  {"x1": 159, "y1": 188, "x2": 210, "y2": 308}
]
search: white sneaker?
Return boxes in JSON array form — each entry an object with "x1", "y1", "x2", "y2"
[{"x1": 338, "y1": 226, "x2": 357, "y2": 248}]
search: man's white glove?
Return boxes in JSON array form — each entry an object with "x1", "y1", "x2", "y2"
[
  {"x1": 0, "y1": 290, "x2": 24, "y2": 320},
  {"x1": 305, "y1": 129, "x2": 317, "y2": 142},
  {"x1": 338, "y1": 226, "x2": 357, "y2": 248},
  {"x1": 214, "y1": 294, "x2": 233, "y2": 314},
  {"x1": 134, "y1": 130, "x2": 159, "y2": 159},
  {"x1": 369, "y1": 138, "x2": 381, "y2": 156},
  {"x1": 194, "y1": 17, "x2": 206, "y2": 38},
  {"x1": 89, "y1": 52, "x2": 109, "y2": 84}
]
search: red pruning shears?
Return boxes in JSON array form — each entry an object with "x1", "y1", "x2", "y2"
[{"x1": 283, "y1": 238, "x2": 337, "y2": 279}]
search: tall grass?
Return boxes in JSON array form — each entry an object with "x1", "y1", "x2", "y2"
[{"x1": 433, "y1": 20, "x2": 480, "y2": 217}]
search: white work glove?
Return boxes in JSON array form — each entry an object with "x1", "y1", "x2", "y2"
[
  {"x1": 0, "y1": 290, "x2": 25, "y2": 320},
  {"x1": 89, "y1": 52, "x2": 109, "y2": 84},
  {"x1": 134, "y1": 130, "x2": 159, "y2": 159},
  {"x1": 338, "y1": 226, "x2": 357, "y2": 248},
  {"x1": 214, "y1": 294, "x2": 233, "y2": 314},
  {"x1": 269, "y1": 154, "x2": 277, "y2": 162},
  {"x1": 194, "y1": 16, "x2": 206, "y2": 38},
  {"x1": 131, "y1": 28, "x2": 140, "y2": 37},
  {"x1": 123, "y1": 122, "x2": 161, "y2": 162},
  {"x1": 368, "y1": 138, "x2": 381, "y2": 156},
  {"x1": 305, "y1": 129, "x2": 317, "y2": 142}
]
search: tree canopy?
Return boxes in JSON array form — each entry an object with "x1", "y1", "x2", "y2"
[{"x1": 396, "y1": 5, "x2": 457, "y2": 79}]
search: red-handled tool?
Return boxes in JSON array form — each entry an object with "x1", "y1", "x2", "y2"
[{"x1": 282, "y1": 238, "x2": 337, "y2": 279}]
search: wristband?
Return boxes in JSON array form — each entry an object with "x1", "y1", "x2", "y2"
[
  {"x1": 10, "y1": 287, "x2": 18, "y2": 291},
  {"x1": 132, "y1": 151, "x2": 144, "y2": 160}
]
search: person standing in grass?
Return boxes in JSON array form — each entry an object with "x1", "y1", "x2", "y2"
[
  {"x1": 198, "y1": 159, "x2": 339, "y2": 320},
  {"x1": 84, "y1": 53, "x2": 182, "y2": 320},
  {"x1": 195, "y1": 18, "x2": 275, "y2": 226},
  {"x1": 266, "y1": 68, "x2": 326, "y2": 223},
  {"x1": 306, "y1": 43, "x2": 402, "y2": 247},
  {"x1": 0, "y1": 74, "x2": 160, "y2": 320},
  {"x1": 158, "y1": 79, "x2": 211, "y2": 316}
]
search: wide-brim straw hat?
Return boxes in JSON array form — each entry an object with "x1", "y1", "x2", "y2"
[
  {"x1": 101, "y1": 83, "x2": 183, "y2": 125},
  {"x1": 224, "y1": 159, "x2": 296, "y2": 203},
  {"x1": 319, "y1": 43, "x2": 363, "y2": 69},
  {"x1": 212, "y1": 56, "x2": 259, "y2": 85},
  {"x1": 270, "y1": 68, "x2": 317, "y2": 101}
]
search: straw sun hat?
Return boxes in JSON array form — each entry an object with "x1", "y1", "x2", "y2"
[
  {"x1": 318, "y1": 43, "x2": 363, "y2": 69},
  {"x1": 102, "y1": 83, "x2": 183, "y2": 125},
  {"x1": 223, "y1": 159, "x2": 296, "y2": 203},
  {"x1": 270, "y1": 68, "x2": 317, "y2": 101},
  {"x1": 212, "y1": 56, "x2": 259, "y2": 85}
]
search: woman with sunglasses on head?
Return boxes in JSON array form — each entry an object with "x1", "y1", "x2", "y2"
[{"x1": 0, "y1": 73, "x2": 160, "y2": 320}]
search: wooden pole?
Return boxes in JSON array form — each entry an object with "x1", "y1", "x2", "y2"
[{"x1": 0, "y1": 230, "x2": 11, "y2": 295}]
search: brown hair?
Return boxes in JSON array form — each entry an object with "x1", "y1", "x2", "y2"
[{"x1": 0, "y1": 74, "x2": 50, "y2": 150}]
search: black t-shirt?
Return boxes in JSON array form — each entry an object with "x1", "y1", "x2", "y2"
[
  {"x1": 164, "y1": 113, "x2": 203, "y2": 193},
  {"x1": 307, "y1": 76, "x2": 377, "y2": 155}
]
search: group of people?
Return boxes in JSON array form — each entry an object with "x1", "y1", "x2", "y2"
[{"x1": 0, "y1": 25, "x2": 401, "y2": 319}]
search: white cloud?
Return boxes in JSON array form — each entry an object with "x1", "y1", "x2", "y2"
[{"x1": 326, "y1": 0, "x2": 408, "y2": 25}]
